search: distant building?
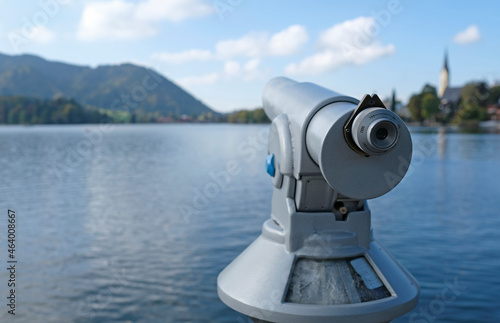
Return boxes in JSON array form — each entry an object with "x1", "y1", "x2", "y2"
[
  {"x1": 397, "y1": 105, "x2": 412, "y2": 121},
  {"x1": 439, "y1": 51, "x2": 462, "y2": 116},
  {"x1": 486, "y1": 103, "x2": 500, "y2": 120},
  {"x1": 488, "y1": 82, "x2": 500, "y2": 120},
  {"x1": 438, "y1": 50, "x2": 449, "y2": 98}
]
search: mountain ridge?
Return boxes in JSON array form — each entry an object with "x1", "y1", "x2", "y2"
[{"x1": 0, "y1": 53, "x2": 215, "y2": 117}]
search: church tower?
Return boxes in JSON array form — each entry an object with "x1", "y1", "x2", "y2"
[{"x1": 438, "y1": 50, "x2": 449, "y2": 98}]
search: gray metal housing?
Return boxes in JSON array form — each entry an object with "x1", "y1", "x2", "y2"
[{"x1": 217, "y1": 77, "x2": 419, "y2": 323}]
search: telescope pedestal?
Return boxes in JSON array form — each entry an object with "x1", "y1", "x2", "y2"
[{"x1": 218, "y1": 217, "x2": 419, "y2": 323}]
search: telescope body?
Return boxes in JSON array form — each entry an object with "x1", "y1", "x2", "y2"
[{"x1": 218, "y1": 78, "x2": 419, "y2": 323}]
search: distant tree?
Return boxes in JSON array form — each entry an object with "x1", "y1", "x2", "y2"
[
  {"x1": 251, "y1": 108, "x2": 270, "y2": 123},
  {"x1": 390, "y1": 89, "x2": 397, "y2": 112},
  {"x1": 227, "y1": 110, "x2": 247, "y2": 123},
  {"x1": 421, "y1": 93, "x2": 440, "y2": 121},
  {"x1": 456, "y1": 104, "x2": 488, "y2": 121},
  {"x1": 62, "y1": 103, "x2": 84, "y2": 123},
  {"x1": 407, "y1": 84, "x2": 439, "y2": 123},
  {"x1": 239, "y1": 110, "x2": 250, "y2": 123},
  {"x1": 227, "y1": 108, "x2": 270, "y2": 124},
  {"x1": 0, "y1": 96, "x2": 108, "y2": 124},
  {"x1": 461, "y1": 81, "x2": 489, "y2": 108},
  {"x1": 408, "y1": 94, "x2": 422, "y2": 122},
  {"x1": 487, "y1": 85, "x2": 500, "y2": 104},
  {"x1": 457, "y1": 82, "x2": 489, "y2": 122},
  {"x1": 421, "y1": 84, "x2": 437, "y2": 96},
  {"x1": 18, "y1": 109, "x2": 27, "y2": 124}
]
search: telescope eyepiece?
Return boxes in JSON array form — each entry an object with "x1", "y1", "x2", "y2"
[{"x1": 351, "y1": 107, "x2": 400, "y2": 156}]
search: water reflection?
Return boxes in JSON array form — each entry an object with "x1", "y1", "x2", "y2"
[
  {"x1": 0, "y1": 125, "x2": 498, "y2": 322},
  {"x1": 438, "y1": 126, "x2": 447, "y2": 158}
]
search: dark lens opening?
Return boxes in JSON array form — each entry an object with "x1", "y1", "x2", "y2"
[{"x1": 376, "y1": 128, "x2": 388, "y2": 141}]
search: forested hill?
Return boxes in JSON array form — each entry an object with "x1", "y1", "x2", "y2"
[
  {"x1": 0, "y1": 96, "x2": 107, "y2": 124},
  {"x1": 0, "y1": 53, "x2": 214, "y2": 117}
]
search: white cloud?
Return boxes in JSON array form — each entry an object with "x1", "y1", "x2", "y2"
[
  {"x1": 216, "y1": 24, "x2": 308, "y2": 58},
  {"x1": 244, "y1": 58, "x2": 260, "y2": 72},
  {"x1": 453, "y1": 25, "x2": 481, "y2": 45},
  {"x1": 136, "y1": 0, "x2": 213, "y2": 22},
  {"x1": 178, "y1": 58, "x2": 265, "y2": 87},
  {"x1": 318, "y1": 16, "x2": 375, "y2": 50},
  {"x1": 153, "y1": 25, "x2": 308, "y2": 63},
  {"x1": 178, "y1": 72, "x2": 220, "y2": 87},
  {"x1": 31, "y1": 26, "x2": 56, "y2": 44},
  {"x1": 267, "y1": 25, "x2": 309, "y2": 56},
  {"x1": 285, "y1": 17, "x2": 395, "y2": 75},
  {"x1": 77, "y1": 0, "x2": 156, "y2": 40},
  {"x1": 242, "y1": 58, "x2": 265, "y2": 81},
  {"x1": 215, "y1": 32, "x2": 268, "y2": 58},
  {"x1": 6, "y1": 25, "x2": 56, "y2": 51},
  {"x1": 224, "y1": 60, "x2": 241, "y2": 76},
  {"x1": 221, "y1": 58, "x2": 264, "y2": 81},
  {"x1": 151, "y1": 49, "x2": 212, "y2": 63},
  {"x1": 77, "y1": 0, "x2": 213, "y2": 41}
]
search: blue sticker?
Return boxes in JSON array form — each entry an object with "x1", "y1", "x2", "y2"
[{"x1": 266, "y1": 154, "x2": 275, "y2": 177}]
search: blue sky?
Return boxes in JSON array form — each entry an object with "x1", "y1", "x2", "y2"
[{"x1": 0, "y1": 0, "x2": 498, "y2": 112}]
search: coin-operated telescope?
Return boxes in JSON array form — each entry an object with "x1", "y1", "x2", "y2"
[{"x1": 218, "y1": 77, "x2": 419, "y2": 323}]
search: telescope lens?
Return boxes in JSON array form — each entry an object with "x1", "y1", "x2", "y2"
[
  {"x1": 376, "y1": 127, "x2": 388, "y2": 140},
  {"x1": 369, "y1": 119, "x2": 398, "y2": 151},
  {"x1": 351, "y1": 108, "x2": 400, "y2": 155}
]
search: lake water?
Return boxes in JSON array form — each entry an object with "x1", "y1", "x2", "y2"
[{"x1": 0, "y1": 124, "x2": 499, "y2": 322}]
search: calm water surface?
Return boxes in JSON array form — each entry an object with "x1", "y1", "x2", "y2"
[{"x1": 0, "y1": 124, "x2": 498, "y2": 322}]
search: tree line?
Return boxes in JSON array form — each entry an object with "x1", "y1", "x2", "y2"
[
  {"x1": 407, "y1": 82, "x2": 500, "y2": 124},
  {"x1": 225, "y1": 108, "x2": 270, "y2": 123},
  {"x1": 0, "y1": 96, "x2": 107, "y2": 124},
  {"x1": 0, "y1": 96, "x2": 271, "y2": 125}
]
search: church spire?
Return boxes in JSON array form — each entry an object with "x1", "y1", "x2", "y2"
[
  {"x1": 443, "y1": 49, "x2": 449, "y2": 72},
  {"x1": 438, "y1": 50, "x2": 450, "y2": 98}
]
